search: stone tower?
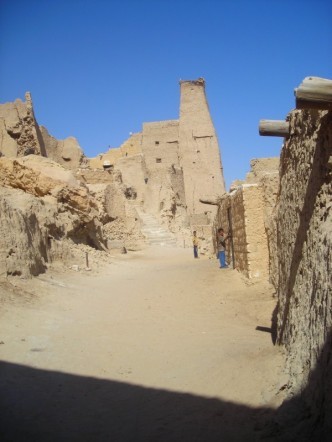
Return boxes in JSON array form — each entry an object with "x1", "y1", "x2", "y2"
[{"x1": 178, "y1": 78, "x2": 225, "y2": 222}]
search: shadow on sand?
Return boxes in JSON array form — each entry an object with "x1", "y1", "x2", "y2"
[
  {"x1": 1, "y1": 333, "x2": 331, "y2": 441},
  {"x1": 0, "y1": 360, "x2": 272, "y2": 442}
]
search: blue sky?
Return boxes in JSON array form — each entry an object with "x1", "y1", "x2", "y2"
[{"x1": 1, "y1": 0, "x2": 331, "y2": 189}]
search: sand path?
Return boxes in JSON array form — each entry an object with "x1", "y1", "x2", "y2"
[{"x1": 0, "y1": 246, "x2": 285, "y2": 441}]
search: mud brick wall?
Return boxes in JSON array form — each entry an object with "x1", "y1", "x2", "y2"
[{"x1": 275, "y1": 109, "x2": 332, "y2": 437}]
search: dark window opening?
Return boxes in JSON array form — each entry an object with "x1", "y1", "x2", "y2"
[
  {"x1": 155, "y1": 141, "x2": 159, "y2": 145},
  {"x1": 156, "y1": 158, "x2": 162, "y2": 163},
  {"x1": 103, "y1": 162, "x2": 114, "y2": 171}
]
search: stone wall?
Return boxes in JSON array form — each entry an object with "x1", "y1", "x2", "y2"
[
  {"x1": 243, "y1": 184, "x2": 271, "y2": 279},
  {"x1": 275, "y1": 109, "x2": 332, "y2": 437},
  {"x1": 139, "y1": 120, "x2": 182, "y2": 218},
  {"x1": 141, "y1": 120, "x2": 180, "y2": 170},
  {"x1": 87, "y1": 182, "x2": 143, "y2": 251},
  {"x1": 215, "y1": 158, "x2": 279, "y2": 279},
  {"x1": 227, "y1": 187, "x2": 246, "y2": 271},
  {"x1": 260, "y1": 170, "x2": 279, "y2": 288},
  {"x1": 115, "y1": 154, "x2": 146, "y2": 206},
  {"x1": 88, "y1": 133, "x2": 142, "y2": 169},
  {"x1": 75, "y1": 168, "x2": 114, "y2": 185}
]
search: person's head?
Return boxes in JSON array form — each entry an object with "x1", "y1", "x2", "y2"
[
  {"x1": 218, "y1": 228, "x2": 224, "y2": 234},
  {"x1": 193, "y1": 231, "x2": 197, "y2": 236}
]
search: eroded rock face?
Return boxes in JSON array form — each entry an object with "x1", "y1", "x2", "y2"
[
  {"x1": 87, "y1": 182, "x2": 144, "y2": 249},
  {"x1": 0, "y1": 155, "x2": 79, "y2": 195},
  {"x1": 0, "y1": 156, "x2": 106, "y2": 277},
  {"x1": 0, "y1": 188, "x2": 49, "y2": 277},
  {"x1": 275, "y1": 109, "x2": 332, "y2": 437},
  {"x1": 0, "y1": 94, "x2": 46, "y2": 157},
  {"x1": 0, "y1": 93, "x2": 85, "y2": 170},
  {"x1": 40, "y1": 126, "x2": 84, "y2": 170}
]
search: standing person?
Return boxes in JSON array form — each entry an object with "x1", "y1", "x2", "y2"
[
  {"x1": 217, "y1": 228, "x2": 231, "y2": 268},
  {"x1": 192, "y1": 231, "x2": 199, "y2": 259}
]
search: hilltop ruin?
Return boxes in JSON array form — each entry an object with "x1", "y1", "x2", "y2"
[
  {"x1": 0, "y1": 76, "x2": 331, "y2": 439},
  {"x1": 0, "y1": 78, "x2": 226, "y2": 276}
]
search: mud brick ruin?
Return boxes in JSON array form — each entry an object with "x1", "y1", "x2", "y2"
[
  {"x1": 87, "y1": 78, "x2": 226, "y2": 253},
  {"x1": 0, "y1": 76, "x2": 331, "y2": 439}
]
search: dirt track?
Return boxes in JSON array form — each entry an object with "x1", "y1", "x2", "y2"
[{"x1": 0, "y1": 246, "x2": 285, "y2": 441}]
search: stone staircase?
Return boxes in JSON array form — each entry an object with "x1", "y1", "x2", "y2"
[{"x1": 135, "y1": 208, "x2": 177, "y2": 247}]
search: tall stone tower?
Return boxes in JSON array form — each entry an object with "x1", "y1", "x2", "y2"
[{"x1": 178, "y1": 78, "x2": 225, "y2": 223}]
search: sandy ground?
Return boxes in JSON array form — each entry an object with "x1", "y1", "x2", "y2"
[{"x1": 0, "y1": 246, "x2": 287, "y2": 441}]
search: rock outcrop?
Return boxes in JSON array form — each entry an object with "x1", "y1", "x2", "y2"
[
  {"x1": 0, "y1": 156, "x2": 106, "y2": 278},
  {"x1": 40, "y1": 126, "x2": 84, "y2": 170},
  {"x1": 0, "y1": 92, "x2": 85, "y2": 170},
  {"x1": 0, "y1": 93, "x2": 46, "y2": 157}
]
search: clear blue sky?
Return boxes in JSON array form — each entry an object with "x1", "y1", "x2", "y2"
[{"x1": 1, "y1": 0, "x2": 331, "y2": 189}]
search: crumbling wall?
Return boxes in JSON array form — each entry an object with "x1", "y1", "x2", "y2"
[
  {"x1": 0, "y1": 92, "x2": 85, "y2": 170},
  {"x1": 216, "y1": 185, "x2": 267, "y2": 277},
  {"x1": 275, "y1": 109, "x2": 332, "y2": 438},
  {"x1": 245, "y1": 157, "x2": 279, "y2": 183},
  {"x1": 260, "y1": 170, "x2": 280, "y2": 288},
  {"x1": 87, "y1": 182, "x2": 143, "y2": 250},
  {"x1": 228, "y1": 188, "x2": 247, "y2": 271},
  {"x1": 0, "y1": 93, "x2": 46, "y2": 157},
  {"x1": 40, "y1": 126, "x2": 84, "y2": 170},
  {"x1": 215, "y1": 158, "x2": 279, "y2": 279},
  {"x1": 160, "y1": 165, "x2": 188, "y2": 233},
  {"x1": 0, "y1": 80, "x2": 227, "y2": 257},
  {"x1": 0, "y1": 156, "x2": 107, "y2": 278},
  {"x1": 75, "y1": 168, "x2": 114, "y2": 185},
  {"x1": 0, "y1": 188, "x2": 49, "y2": 277},
  {"x1": 157, "y1": 166, "x2": 189, "y2": 237},
  {"x1": 243, "y1": 185, "x2": 270, "y2": 279},
  {"x1": 88, "y1": 132, "x2": 142, "y2": 169},
  {"x1": 115, "y1": 154, "x2": 146, "y2": 205}
]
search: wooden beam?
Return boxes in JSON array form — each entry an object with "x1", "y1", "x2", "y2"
[
  {"x1": 199, "y1": 197, "x2": 219, "y2": 205},
  {"x1": 199, "y1": 193, "x2": 228, "y2": 205},
  {"x1": 259, "y1": 120, "x2": 290, "y2": 137},
  {"x1": 295, "y1": 76, "x2": 332, "y2": 110}
]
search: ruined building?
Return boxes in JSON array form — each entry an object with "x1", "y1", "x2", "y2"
[
  {"x1": 0, "y1": 79, "x2": 225, "y2": 254},
  {"x1": 1, "y1": 69, "x2": 331, "y2": 439},
  {"x1": 87, "y1": 78, "x2": 226, "y2": 250},
  {"x1": 0, "y1": 92, "x2": 84, "y2": 169}
]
